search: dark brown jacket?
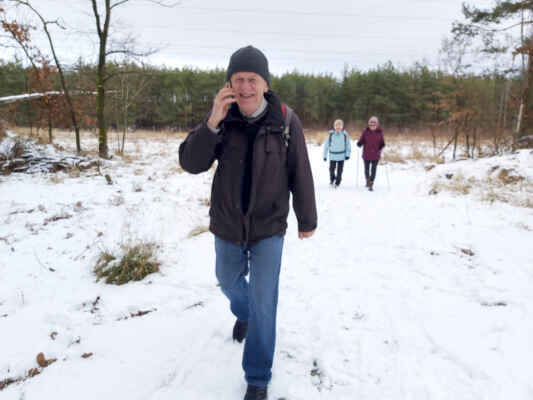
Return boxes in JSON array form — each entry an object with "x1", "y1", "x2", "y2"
[{"x1": 179, "y1": 91, "x2": 317, "y2": 244}]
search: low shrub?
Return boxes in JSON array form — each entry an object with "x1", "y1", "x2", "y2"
[{"x1": 94, "y1": 242, "x2": 160, "y2": 285}]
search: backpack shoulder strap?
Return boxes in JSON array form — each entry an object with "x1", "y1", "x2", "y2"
[{"x1": 281, "y1": 104, "x2": 293, "y2": 148}]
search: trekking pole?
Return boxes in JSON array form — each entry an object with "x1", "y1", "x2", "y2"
[
  {"x1": 385, "y1": 162, "x2": 391, "y2": 191},
  {"x1": 356, "y1": 147, "x2": 360, "y2": 187}
]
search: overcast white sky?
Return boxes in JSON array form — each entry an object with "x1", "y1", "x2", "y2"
[{"x1": 2, "y1": 0, "x2": 510, "y2": 76}]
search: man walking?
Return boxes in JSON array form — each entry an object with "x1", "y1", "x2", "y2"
[{"x1": 179, "y1": 45, "x2": 317, "y2": 400}]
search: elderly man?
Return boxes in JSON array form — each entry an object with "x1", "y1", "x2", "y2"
[{"x1": 179, "y1": 46, "x2": 317, "y2": 400}]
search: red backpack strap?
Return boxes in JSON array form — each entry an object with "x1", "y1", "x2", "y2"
[{"x1": 281, "y1": 103, "x2": 287, "y2": 117}]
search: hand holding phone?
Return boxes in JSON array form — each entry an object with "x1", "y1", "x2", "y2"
[{"x1": 207, "y1": 82, "x2": 236, "y2": 130}]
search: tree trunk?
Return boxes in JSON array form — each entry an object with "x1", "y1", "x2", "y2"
[
  {"x1": 93, "y1": 0, "x2": 111, "y2": 158},
  {"x1": 431, "y1": 127, "x2": 437, "y2": 156},
  {"x1": 47, "y1": 107, "x2": 52, "y2": 143},
  {"x1": 121, "y1": 86, "x2": 128, "y2": 154},
  {"x1": 516, "y1": 47, "x2": 533, "y2": 148},
  {"x1": 97, "y1": 68, "x2": 107, "y2": 157},
  {"x1": 452, "y1": 127, "x2": 459, "y2": 160},
  {"x1": 471, "y1": 127, "x2": 477, "y2": 158}
]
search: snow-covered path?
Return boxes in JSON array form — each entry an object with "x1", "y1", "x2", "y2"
[{"x1": 1, "y1": 138, "x2": 532, "y2": 400}]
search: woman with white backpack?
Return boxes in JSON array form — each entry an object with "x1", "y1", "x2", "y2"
[{"x1": 323, "y1": 119, "x2": 351, "y2": 188}]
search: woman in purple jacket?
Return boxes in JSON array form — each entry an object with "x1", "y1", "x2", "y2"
[{"x1": 357, "y1": 116, "x2": 385, "y2": 191}]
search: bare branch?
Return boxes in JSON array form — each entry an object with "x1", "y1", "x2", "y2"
[
  {"x1": 90, "y1": 0, "x2": 103, "y2": 38},
  {"x1": 45, "y1": 18, "x2": 66, "y2": 30},
  {"x1": 143, "y1": 0, "x2": 181, "y2": 7},
  {"x1": 103, "y1": 67, "x2": 146, "y2": 82},
  {"x1": 472, "y1": 20, "x2": 533, "y2": 33},
  {"x1": 106, "y1": 47, "x2": 156, "y2": 57},
  {"x1": 110, "y1": 0, "x2": 131, "y2": 10},
  {"x1": 105, "y1": 32, "x2": 158, "y2": 62}
]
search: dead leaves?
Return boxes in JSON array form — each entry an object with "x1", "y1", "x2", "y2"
[
  {"x1": 36, "y1": 352, "x2": 56, "y2": 368},
  {"x1": 0, "y1": 345, "x2": 95, "y2": 391}
]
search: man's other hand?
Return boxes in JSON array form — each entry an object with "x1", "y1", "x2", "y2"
[{"x1": 298, "y1": 230, "x2": 315, "y2": 239}]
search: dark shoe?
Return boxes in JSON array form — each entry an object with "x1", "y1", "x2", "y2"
[
  {"x1": 365, "y1": 179, "x2": 369, "y2": 188},
  {"x1": 244, "y1": 385, "x2": 267, "y2": 400},
  {"x1": 369, "y1": 180, "x2": 374, "y2": 191},
  {"x1": 232, "y1": 320, "x2": 248, "y2": 343}
]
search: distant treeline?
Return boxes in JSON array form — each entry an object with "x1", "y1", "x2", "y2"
[{"x1": 0, "y1": 59, "x2": 521, "y2": 134}]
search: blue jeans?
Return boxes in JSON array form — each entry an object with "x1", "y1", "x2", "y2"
[{"x1": 215, "y1": 235, "x2": 284, "y2": 387}]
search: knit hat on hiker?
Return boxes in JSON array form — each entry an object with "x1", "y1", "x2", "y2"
[{"x1": 226, "y1": 45, "x2": 270, "y2": 86}]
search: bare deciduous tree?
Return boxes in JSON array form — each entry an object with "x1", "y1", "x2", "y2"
[
  {"x1": 90, "y1": 0, "x2": 177, "y2": 158},
  {"x1": 5, "y1": 0, "x2": 83, "y2": 152}
]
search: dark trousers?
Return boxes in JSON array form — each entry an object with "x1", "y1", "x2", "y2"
[
  {"x1": 329, "y1": 160, "x2": 344, "y2": 185},
  {"x1": 364, "y1": 160, "x2": 379, "y2": 183}
]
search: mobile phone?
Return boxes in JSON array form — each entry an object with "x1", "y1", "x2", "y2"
[{"x1": 226, "y1": 81, "x2": 235, "y2": 99}]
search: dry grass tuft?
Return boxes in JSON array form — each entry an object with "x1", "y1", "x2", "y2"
[
  {"x1": 94, "y1": 242, "x2": 160, "y2": 285},
  {"x1": 430, "y1": 166, "x2": 533, "y2": 208},
  {"x1": 122, "y1": 129, "x2": 187, "y2": 141},
  {"x1": 165, "y1": 165, "x2": 184, "y2": 177},
  {"x1": 34, "y1": 135, "x2": 49, "y2": 145},
  {"x1": 198, "y1": 198, "x2": 210, "y2": 207},
  {"x1": 497, "y1": 168, "x2": 525, "y2": 185},
  {"x1": 48, "y1": 173, "x2": 66, "y2": 184},
  {"x1": 430, "y1": 172, "x2": 474, "y2": 196},
  {"x1": 187, "y1": 225, "x2": 209, "y2": 238},
  {"x1": 479, "y1": 186, "x2": 533, "y2": 208},
  {"x1": 524, "y1": 197, "x2": 533, "y2": 209},
  {"x1": 304, "y1": 130, "x2": 326, "y2": 146},
  {"x1": 68, "y1": 169, "x2": 81, "y2": 179},
  {"x1": 118, "y1": 152, "x2": 141, "y2": 164},
  {"x1": 410, "y1": 145, "x2": 426, "y2": 161},
  {"x1": 382, "y1": 149, "x2": 407, "y2": 164}
]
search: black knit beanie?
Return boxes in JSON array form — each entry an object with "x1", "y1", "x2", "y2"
[{"x1": 226, "y1": 45, "x2": 270, "y2": 86}]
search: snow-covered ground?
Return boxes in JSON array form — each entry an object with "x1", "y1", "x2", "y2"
[{"x1": 1, "y1": 132, "x2": 532, "y2": 400}]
